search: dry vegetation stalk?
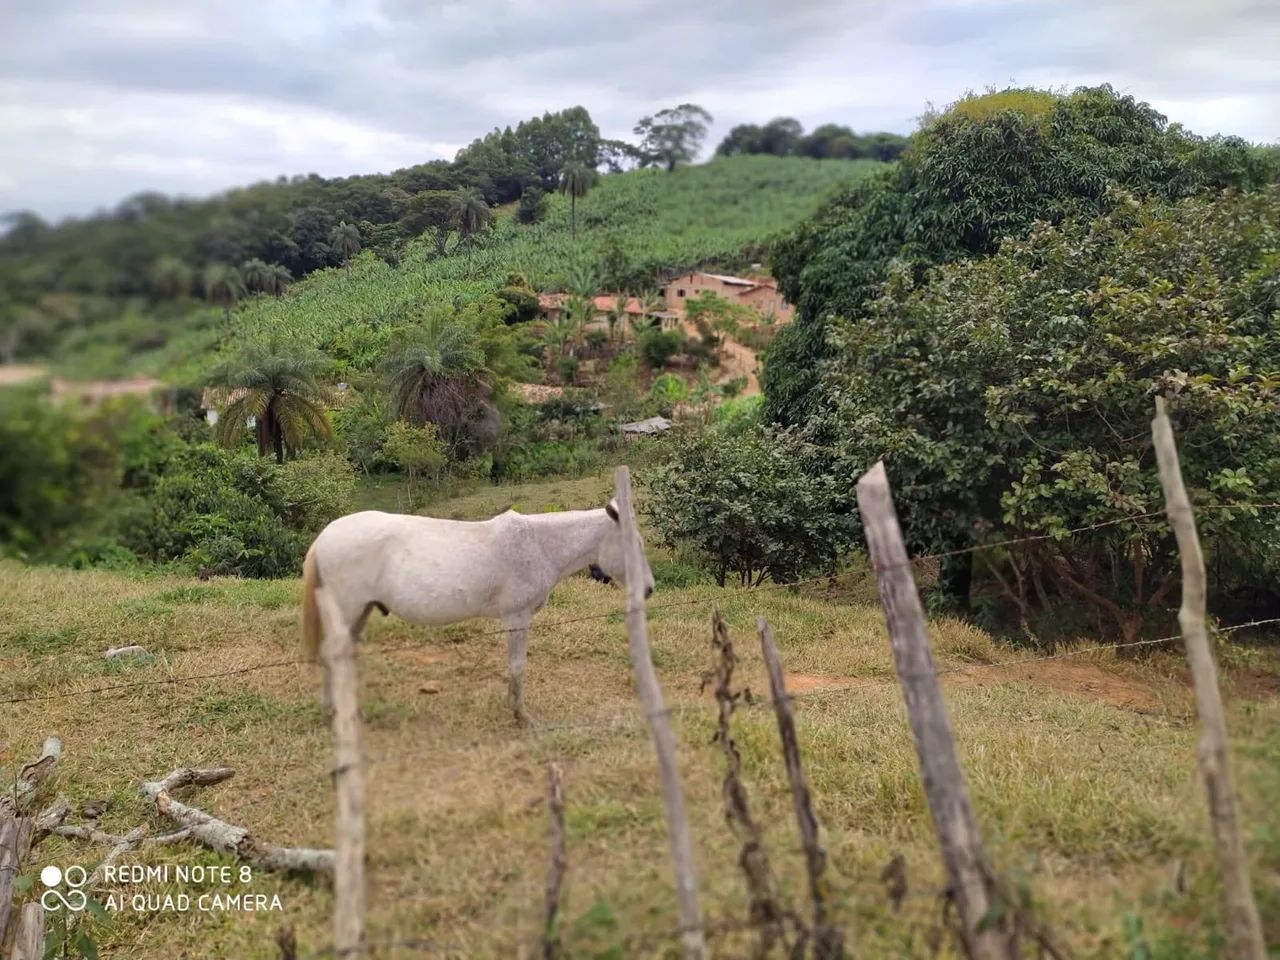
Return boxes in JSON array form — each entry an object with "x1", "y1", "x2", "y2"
[
  {"x1": 855, "y1": 461, "x2": 1011, "y2": 960},
  {"x1": 1152, "y1": 398, "x2": 1265, "y2": 960},
  {"x1": 757, "y1": 618, "x2": 844, "y2": 959},
  {"x1": 614, "y1": 465, "x2": 705, "y2": 960},
  {"x1": 708, "y1": 611, "x2": 790, "y2": 956}
]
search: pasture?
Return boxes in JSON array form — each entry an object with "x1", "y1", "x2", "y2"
[{"x1": 3, "y1": 480, "x2": 1277, "y2": 958}]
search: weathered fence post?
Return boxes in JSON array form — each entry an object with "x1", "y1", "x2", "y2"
[
  {"x1": 758, "y1": 617, "x2": 844, "y2": 959},
  {"x1": 614, "y1": 466, "x2": 705, "y2": 960},
  {"x1": 856, "y1": 462, "x2": 1011, "y2": 960},
  {"x1": 1152, "y1": 398, "x2": 1265, "y2": 960},
  {"x1": 324, "y1": 626, "x2": 366, "y2": 957},
  {"x1": 543, "y1": 763, "x2": 567, "y2": 960}
]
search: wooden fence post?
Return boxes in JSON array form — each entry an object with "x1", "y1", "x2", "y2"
[
  {"x1": 614, "y1": 466, "x2": 705, "y2": 960},
  {"x1": 856, "y1": 462, "x2": 1011, "y2": 960},
  {"x1": 324, "y1": 626, "x2": 365, "y2": 957},
  {"x1": 543, "y1": 763, "x2": 567, "y2": 960},
  {"x1": 1152, "y1": 398, "x2": 1265, "y2": 960},
  {"x1": 758, "y1": 618, "x2": 844, "y2": 959}
]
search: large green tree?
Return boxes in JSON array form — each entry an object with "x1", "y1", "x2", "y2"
[
  {"x1": 210, "y1": 334, "x2": 335, "y2": 463},
  {"x1": 634, "y1": 104, "x2": 713, "y2": 172},
  {"x1": 815, "y1": 185, "x2": 1280, "y2": 638},
  {"x1": 763, "y1": 84, "x2": 1279, "y2": 428}
]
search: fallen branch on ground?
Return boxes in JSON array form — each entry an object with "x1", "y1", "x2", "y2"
[{"x1": 140, "y1": 767, "x2": 334, "y2": 873}]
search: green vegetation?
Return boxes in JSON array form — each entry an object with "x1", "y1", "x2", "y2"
[
  {"x1": 4, "y1": 507, "x2": 1278, "y2": 958},
  {"x1": 763, "y1": 83, "x2": 1279, "y2": 426},
  {"x1": 717, "y1": 116, "x2": 908, "y2": 161}
]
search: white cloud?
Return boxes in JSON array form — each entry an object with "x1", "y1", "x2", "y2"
[{"x1": 1, "y1": 0, "x2": 1276, "y2": 220}]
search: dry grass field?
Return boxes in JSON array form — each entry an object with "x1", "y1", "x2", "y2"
[{"x1": 3, "y1": 483, "x2": 1278, "y2": 958}]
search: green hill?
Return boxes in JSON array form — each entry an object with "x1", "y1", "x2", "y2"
[{"x1": 51, "y1": 155, "x2": 881, "y2": 380}]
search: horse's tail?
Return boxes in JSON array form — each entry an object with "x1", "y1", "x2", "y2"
[{"x1": 301, "y1": 542, "x2": 323, "y2": 662}]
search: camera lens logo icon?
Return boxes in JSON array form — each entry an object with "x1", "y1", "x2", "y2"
[{"x1": 40, "y1": 865, "x2": 89, "y2": 913}]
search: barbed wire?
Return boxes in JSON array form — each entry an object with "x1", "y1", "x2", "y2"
[{"x1": 6, "y1": 497, "x2": 1280, "y2": 709}]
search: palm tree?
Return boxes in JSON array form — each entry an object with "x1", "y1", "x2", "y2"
[
  {"x1": 209, "y1": 334, "x2": 334, "y2": 463},
  {"x1": 381, "y1": 312, "x2": 491, "y2": 452},
  {"x1": 202, "y1": 263, "x2": 246, "y2": 320},
  {"x1": 559, "y1": 163, "x2": 596, "y2": 240},
  {"x1": 329, "y1": 221, "x2": 361, "y2": 272},
  {"x1": 450, "y1": 190, "x2": 491, "y2": 266},
  {"x1": 241, "y1": 258, "x2": 273, "y2": 295},
  {"x1": 267, "y1": 263, "x2": 293, "y2": 297},
  {"x1": 150, "y1": 256, "x2": 192, "y2": 300}
]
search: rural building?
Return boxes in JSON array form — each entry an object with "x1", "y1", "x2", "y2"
[
  {"x1": 536, "y1": 293, "x2": 653, "y2": 329},
  {"x1": 658, "y1": 271, "x2": 794, "y2": 323}
]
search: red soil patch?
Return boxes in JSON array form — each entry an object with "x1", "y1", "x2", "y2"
[{"x1": 944, "y1": 660, "x2": 1161, "y2": 713}]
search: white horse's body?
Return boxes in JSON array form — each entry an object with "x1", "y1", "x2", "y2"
[{"x1": 302, "y1": 503, "x2": 651, "y2": 725}]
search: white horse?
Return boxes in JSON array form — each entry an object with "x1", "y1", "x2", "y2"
[{"x1": 301, "y1": 500, "x2": 654, "y2": 726}]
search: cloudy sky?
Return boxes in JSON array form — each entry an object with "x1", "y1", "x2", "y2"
[{"x1": 3, "y1": 0, "x2": 1278, "y2": 221}]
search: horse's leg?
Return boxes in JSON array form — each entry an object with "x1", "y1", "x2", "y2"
[{"x1": 504, "y1": 614, "x2": 534, "y2": 728}]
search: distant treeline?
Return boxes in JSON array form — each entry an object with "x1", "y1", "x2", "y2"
[{"x1": 716, "y1": 117, "x2": 908, "y2": 162}]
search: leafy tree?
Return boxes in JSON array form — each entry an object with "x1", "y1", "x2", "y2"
[
  {"x1": 764, "y1": 83, "x2": 1280, "y2": 427},
  {"x1": 516, "y1": 186, "x2": 547, "y2": 224},
  {"x1": 399, "y1": 190, "x2": 458, "y2": 256},
  {"x1": 209, "y1": 333, "x2": 335, "y2": 463},
  {"x1": 559, "y1": 162, "x2": 598, "y2": 240},
  {"x1": 643, "y1": 425, "x2": 852, "y2": 586},
  {"x1": 717, "y1": 117, "x2": 803, "y2": 157},
  {"x1": 816, "y1": 185, "x2": 1280, "y2": 638},
  {"x1": 634, "y1": 104, "x2": 714, "y2": 172},
  {"x1": 150, "y1": 256, "x2": 193, "y2": 300},
  {"x1": 201, "y1": 263, "x2": 246, "y2": 320},
  {"x1": 329, "y1": 221, "x2": 362, "y2": 271},
  {"x1": 684, "y1": 290, "x2": 753, "y2": 355}
]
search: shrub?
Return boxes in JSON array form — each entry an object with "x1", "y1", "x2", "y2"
[
  {"x1": 382, "y1": 420, "x2": 449, "y2": 496},
  {"x1": 638, "y1": 328, "x2": 682, "y2": 369},
  {"x1": 643, "y1": 425, "x2": 854, "y2": 586},
  {"x1": 271, "y1": 450, "x2": 357, "y2": 531},
  {"x1": 495, "y1": 284, "x2": 540, "y2": 323},
  {"x1": 649, "y1": 373, "x2": 688, "y2": 416}
]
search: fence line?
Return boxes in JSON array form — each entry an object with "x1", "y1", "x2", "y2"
[{"x1": 7, "y1": 497, "x2": 1280, "y2": 709}]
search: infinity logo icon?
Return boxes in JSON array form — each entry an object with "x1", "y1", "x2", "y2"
[{"x1": 40, "y1": 864, "x2": 89, "y2": 913}]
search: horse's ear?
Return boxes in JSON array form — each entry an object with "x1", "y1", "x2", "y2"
[{"x1": 605, "y1": 500, "x2": 619, "y2": 522}]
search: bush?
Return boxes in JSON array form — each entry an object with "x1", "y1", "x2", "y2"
[
  {"x1": 557, "y1": 354, "x2": 580, "y2": 384},
  {"x1": 638, "y1": 328, "x2": 682, "y2": 369},
  {"x1": 815, "y1": 185, "x2": 1280, "y2": 640},
  {"x1": 649, "y1": 373, "x2": 688, "y2": 416},
  {"x1": 643, "y1": 425, "x2": 854, "y2": 586},
  {"x1": 382, "y1": 420, "x2": 449, "y2": 496},
  {"x1": 495, "y1": 284, "x2": 540, "y2": 323},
  {"x1": 271, "y1": 450, "x2": 357, "y2": 531},
  {"x1": 497, "y1": 440, "x2": 606, "y2": 483}
]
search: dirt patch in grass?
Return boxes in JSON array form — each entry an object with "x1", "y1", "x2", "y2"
[{"x1": 945, "y1": 659, "x2": 1162, "y2": 712}]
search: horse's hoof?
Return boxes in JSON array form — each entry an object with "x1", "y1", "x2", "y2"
[{"x1": 515, "y1": 710, "x2": 538, "y2": 730}]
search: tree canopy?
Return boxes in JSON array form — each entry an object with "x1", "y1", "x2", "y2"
[
  {"x1": 762, "y1": 84, "x2": 1280, "y2": 427},
  {"x1": 634, "y1": 104, "x2": 714, "y2": 172}
]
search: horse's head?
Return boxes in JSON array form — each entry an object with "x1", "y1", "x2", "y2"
[{"x1": 591, "y1": 498, "x2": 655, "y2": 599}]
